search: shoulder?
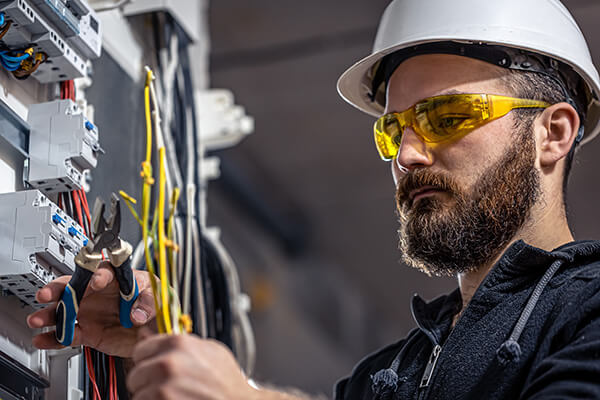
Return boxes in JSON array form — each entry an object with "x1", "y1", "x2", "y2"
[{"x1": 547, "y1": 258, "x2": 600, "y2": 336}]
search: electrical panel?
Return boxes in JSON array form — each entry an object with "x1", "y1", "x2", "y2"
[
  {"x1": 25, "y1": 99, "x2": 101, "y2": 193},
  {"x1": 0, "y1": 0, "x2": 102, "y2": 82},
  {"x1": 123, "y1": 0, "x2": 200, "y2": 42},
  {"x1": 0, "y1": 189, "x2": 87, "y2": 309}
]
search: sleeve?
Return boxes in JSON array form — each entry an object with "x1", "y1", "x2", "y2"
[{"x1": 519, "y1": 282, "x2": 600, "y2": 399}]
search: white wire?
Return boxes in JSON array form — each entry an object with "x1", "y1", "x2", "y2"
[
  {"x1": 183, "y1": 183, "x2": 195, "y2": 317},
  {"x1": 207, "y1": 233, "x2": 256, "y2": 375},
  {"x1": 191, "y1": 216, "x2": 208, "y2": 338},
  {"x1": 131, "y1": 238, "x2": 147, "y2": 270}
]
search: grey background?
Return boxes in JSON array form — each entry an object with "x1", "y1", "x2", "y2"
[{"x1": 88, "y1": 0, "x2": 600, "y2": 397}]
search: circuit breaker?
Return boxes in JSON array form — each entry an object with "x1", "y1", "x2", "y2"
[
  {"x1": 0, "y1": 189, "x2": 87, "y2": 309},
  {"x1": 25, "y1": 99, "x2": 100, "y2": 192},
  {"x1": 0, "y1": 0, "x2": 102, "y2": 82}
]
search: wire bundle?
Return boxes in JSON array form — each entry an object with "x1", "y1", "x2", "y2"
[
  {"x1": 120, "y1": 67, "x2": 189, "y2": 335},
  {"x1": 0, "y1": 12, "x2": 47, "y2": 79},
  {"x1": 0, "y1": 48, "x2": 32, "y2": 71}
]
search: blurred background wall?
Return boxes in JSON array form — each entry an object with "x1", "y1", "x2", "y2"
[{"x1": 199, "y1": 0, "x2": 600, "y2": 396}]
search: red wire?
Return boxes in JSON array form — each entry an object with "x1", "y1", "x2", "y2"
[
  {"x1": 69, "y1": 80, "x2": 75, "y2": 101},
  {"x1": 60, "y1": 80, "x2": 75, "y2": 101},
  {"x1": 84, "y1": 347, "x2": 102, "y2": 400},
  {"x1": 80, "y1": 189, "x2": 91, "y2": 227},
  {"x1": 58, "y1": 193, "x2": 63, "y2": 210},
  {"x1": 109, "y1": 355, "x2": 118, "y2": 400}
]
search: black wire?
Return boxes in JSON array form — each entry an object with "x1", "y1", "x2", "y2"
[
  {"x1": 64, "y1": 192, "x2": 73, "y2": 218},
  {"x1": 115, "y1": 357, "x2": 129, "y2": 400}
]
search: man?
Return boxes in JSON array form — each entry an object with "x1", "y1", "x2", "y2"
[{"x1": 26, "y1": 0, "x2": 600, "y2": 399}]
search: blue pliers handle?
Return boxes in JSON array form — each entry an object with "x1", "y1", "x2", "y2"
[
  {"x1": 114, "y1": 256, "x2": 139, "y2": 329},
  {"x1": 55, "y1": 255, "x2": 139, "y2": 346},
  {"x1": 55, "y1": 193, "x2": 140, "y2": 346}
]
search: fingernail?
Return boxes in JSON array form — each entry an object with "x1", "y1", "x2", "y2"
[{"x1": 132, "y1": 308, "x2": 148, "y2": 323}]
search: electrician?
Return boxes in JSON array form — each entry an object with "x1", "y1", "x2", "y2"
[{"x1": 27, "y1": 0, "x2": 600, "y2": 399}]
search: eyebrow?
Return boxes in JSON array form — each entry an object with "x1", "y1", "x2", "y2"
[
  {"x1": 437, "y1": 89, "x2": 467, "y2": 96},
  {"x1": 387, "y1": 90, "x2": 468, "y2": 113}
]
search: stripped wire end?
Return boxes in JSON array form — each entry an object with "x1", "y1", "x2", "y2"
[{"x1": 118, "y1": 190, "x2": 143, "y2": 227}]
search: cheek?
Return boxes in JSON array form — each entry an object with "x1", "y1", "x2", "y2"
[{"x1": 435, "y1": 119, "x2": 514, "y2": 187}]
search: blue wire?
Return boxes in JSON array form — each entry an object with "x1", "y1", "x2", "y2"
[
  {"x1": 0, "y1": 58, "x2": 19, "y2": 71},
  {"x1": 0, "y1": 13, "x2": 5, "y2": 27},
  {"x1": 0, "y1": 51, "x2": 30, "y2": 62}
]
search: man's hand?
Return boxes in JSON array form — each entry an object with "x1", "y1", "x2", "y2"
[
  {"x1": 26, "y1": 262, "x2": 157, "y2": 357},
  {"x1": 127, "y1": 333, "x2": 258, "y2": 400}
]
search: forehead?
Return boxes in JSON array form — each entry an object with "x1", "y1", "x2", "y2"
[{"x1": 385, "y1": 54, "x2": 510, "y2": 111}]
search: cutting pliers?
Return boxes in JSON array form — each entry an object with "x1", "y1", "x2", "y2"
[{"x1": 55, "y1": 193, "x2": 140, "y2": 346}]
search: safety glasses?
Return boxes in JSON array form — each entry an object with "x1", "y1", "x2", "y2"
[{"x1": 374, "y1": 94, "x2": 550, "y2": 161}]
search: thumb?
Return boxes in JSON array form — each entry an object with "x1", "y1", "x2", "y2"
[{"x1": 130, "y1": 288, "x2": 156, "y2": 325}]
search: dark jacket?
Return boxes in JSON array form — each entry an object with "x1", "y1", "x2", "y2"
[{"x1": 334, "y1": 240, "x2": 600, "y2": 400}]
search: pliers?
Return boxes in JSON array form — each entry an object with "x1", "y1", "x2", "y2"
[{"x1": 55, "y1": 193, "x2": 140, "y2": 346}]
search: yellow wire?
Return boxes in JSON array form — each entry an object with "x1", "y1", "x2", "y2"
[
  {"x1": 144, "y1": 69, "x2": 153, "y2": 164},
  {"x1": 167, "y1": 188, "x2": 180, "y2": 283},
  {"x1": 157, "y1": 147, "x2": 172, "y2": 334},
  {"x1": 118, "y1": 190, "x2": 142, "y2": 227},
  {"x1": 141, "y1": 68, "x2": 165, "y2": 334}
]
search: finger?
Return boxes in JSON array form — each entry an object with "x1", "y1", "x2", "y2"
[
  {"x1": 89, "y1": 262, "x2": 115, "y2": 291},
  {"x1": 127, "y1": 356, "x2": 172, "y2": 394},
  {"x1": 130, "y1": 287, "x2": 157, "y2": 325},
  {"x1": 31, "y1": 323, "x2": 89, "y2": 350},
  {"x1": 132, "y1": 334, "x2": 179, "y2": 364},
  {"x1": 131, "y1": 385, "x2": 164, "y2": 400},
  {"x1": 27, "y1": 304, "x2": 57, "y2": 328},
  {"x1": 36, "y1": 276, "x2": 71, "y2": 303},
  {"x1": 32, "y1": 331, "x2": 64, "y2": 350},
  {"x1": 133, "y1": 270, "x2": 152, "y2": 291}
]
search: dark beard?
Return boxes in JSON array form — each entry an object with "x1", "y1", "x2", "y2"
[{"x1": 395, "y1": 132, "x2": 540, "y2": 277}]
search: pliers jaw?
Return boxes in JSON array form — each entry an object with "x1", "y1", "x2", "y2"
[{"x1": 91, "y1": 193, "x2": 122, "y2": 253}]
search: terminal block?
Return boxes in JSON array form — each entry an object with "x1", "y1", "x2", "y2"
[
  {"x1": 25, "y1": 99, "x2": 101, "y2": 193},
  {"x1": 0, "y1": 0, "x2": 102, "y2": 82},
  {"x1": 0, "y1": 190, "x2": 87, "y2": 309}
]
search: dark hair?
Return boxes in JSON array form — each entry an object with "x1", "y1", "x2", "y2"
[{"x1": 499, "y1": 70, "x2": 586, "y2": 208}]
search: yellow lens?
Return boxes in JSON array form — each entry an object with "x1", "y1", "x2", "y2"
[
  {"x1": 372, "y1": 94, "x2": 550, "y2": 161},
  {"x1": 374, "y1": 114, "x2": 403, "y2": 160},
  {"x1": 414, "y1": 94, "x2": 487, "y2": 142}
]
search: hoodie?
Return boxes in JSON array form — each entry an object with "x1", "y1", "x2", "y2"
[{"x1": 334, "y1": 240, "x2": 600, "y2": 400}]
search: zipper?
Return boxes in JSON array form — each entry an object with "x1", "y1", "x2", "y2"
[{"x1": 419, "y1": 344, "x2": 442, "y2": 389}]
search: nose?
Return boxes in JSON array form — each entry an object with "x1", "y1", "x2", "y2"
[{"x1": 392, "y1": 128, "x2": 433, "y2": 182}]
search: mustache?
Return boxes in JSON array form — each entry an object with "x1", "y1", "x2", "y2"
[{"x1": 396, "y1": 169, "x2": 460, "y2": 208}]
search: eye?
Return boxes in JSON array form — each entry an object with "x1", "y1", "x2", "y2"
[
  {"x1": 435, "y1": 115, "x2": 469, "y2": 130},
  {"x1": 392, "y1": 132, "x2": 402, "y2": 146}
]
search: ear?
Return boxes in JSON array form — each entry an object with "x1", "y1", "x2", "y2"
[{"x1": 536, "y1": 102, "x2": 580, "y2": 169}]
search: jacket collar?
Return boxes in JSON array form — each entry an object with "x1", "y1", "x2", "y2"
[{"x1": 410, "y1": 239, "x2": 600, "y2": 344}]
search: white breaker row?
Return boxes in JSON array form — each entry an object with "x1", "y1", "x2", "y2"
[{"x1": 0, "y1": 0, "x2": 101, "y2": 82}]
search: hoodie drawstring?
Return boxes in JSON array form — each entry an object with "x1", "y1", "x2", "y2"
[{"x1": 496, "y1": 253, "x2": 571, "y2": 365}]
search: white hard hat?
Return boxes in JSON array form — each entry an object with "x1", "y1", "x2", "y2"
[{"x1": 337, "y1": 0, "x2": 600, "y2": 145}]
